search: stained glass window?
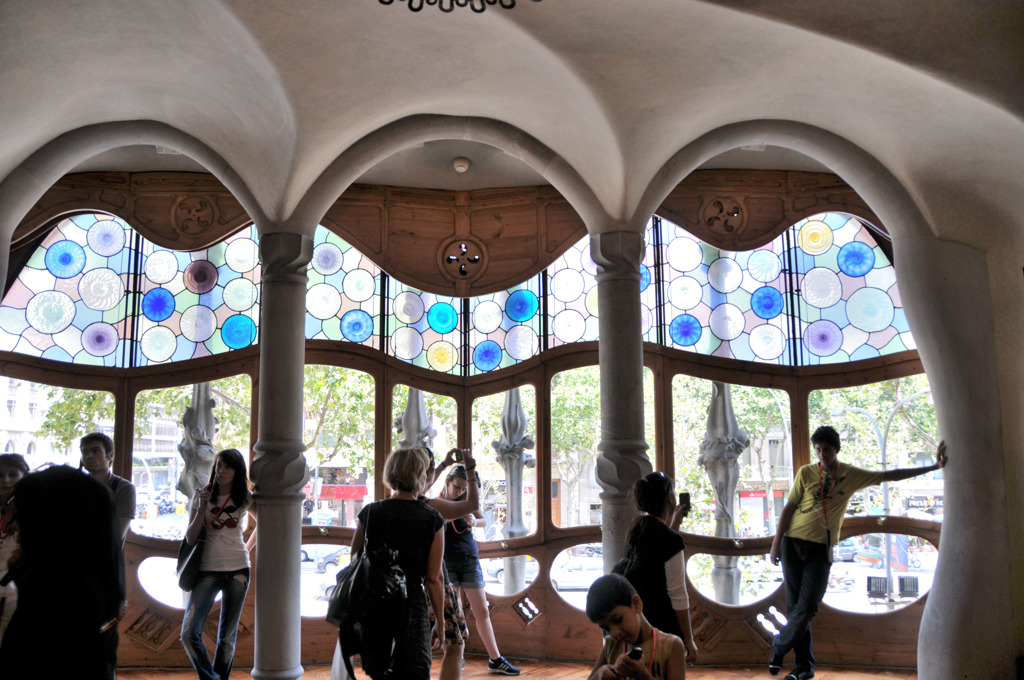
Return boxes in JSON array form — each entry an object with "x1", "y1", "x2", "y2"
[
  {"x1": 657, "y1": 212, "x2": 914, "y2": 365},
  {"x1": 546, "y1": 236, "x2": 600, "y2": 348},
  {"x1": 0, "y1": 213, "x2": 261, "y2": 366},
  {"x1": 305, "y1": 227, "x2": 382, "y2": 350},
  {"x1": 386, "y1": 285, "x2": 463, "y2": 374},
  {"x1": 466, "y1": 279, "x2": 543, "y2": 377}
]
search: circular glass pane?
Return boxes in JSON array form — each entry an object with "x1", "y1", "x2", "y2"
[
  {"x1": 748, "y1": 250, "x2": 782, "y2": 283},
  {"x1": 26, "y1": 291, "x2": 76, "y2": 334},
  {"x1": 221, "y1": 314, "x2": 257, "y2": 349},
  {"x1": 340, "y1": 309, "x2": 373, "y2": 343},
  {"x1": 846, "y1": 287, "x2": 895, "y2": 332},
  {"x1": 802, "y1": 268, "x2": 842, "y2": 308},
  {"x1": 551, "y1": 269, "x2": 585, "y2": 303},
  {"x1": 799, "y1": 220, "x2": 833, "y2": 255},
  {"x1": 669, "y1": 314, "x2": 701, "y2": 347},
  {"x1": 311, "y1": 242, "x2": 344, "y2": 276},
  {"x1": 837, "y1": 241, "x2": 876, "y2": 277},
  {"x1": 669, "y1": 275, "x2": 703, "y2": 311},
  {"x1": 708, "y1": 257, "x2": 742, "y2": 294},
  {"x1": 667, "y1": 237, "x2": 703, "y2": 272},
  {"x1": 44, "y1": 240, "x2": 86, "y2": 279},
  {"x1": 306, "y1": 283, "x2": 342, "y2": 320},
  {"x1": 222, "y1": 278, "x2": 258, "y2": 312},
  {"x1": 805, "y1": 319, "x2": 843, "y2": 356},
  {"x1": 343, "y1": 269, "x2": 375, "y2": 303},
  {"x1": 552, "y1": 309, "x2": 586, "y2": 343},
  {"x1": 87, "y1": 220, "x2": 126, "y2": 257},
  {"x1": 427, "y1": 302, "x2": 458, "y2": 334},
  {"x1": 472, "y1": 300, "x2": 503, "y2": 334},
  {"x1": 473, "y1": 340, "x2": 502, "y2": 371},
  {"x1": 225, "y1": 238, "x2": 260, "y2": 274},
  {"x1": 394, "y1": 292, "x2": 424, "y2": 325},
  {"x1": 427, "y1": 341, "x2": 458, "y2": 372},
  {"x1": 750, "y1": 324, "x2": 785, "y2": 360},
  {"x1": 142, "y1": 288, "x2": 175, "y2": 322},
  {"x1": 141, "y1": 326, "x2": 177, "y2": 362},
  {"x1": 183, "y1": 260, "x2": 219, "y2": 295},
  {"x1": 180, "y1": 305, "x2": 217, "y2": 343},
  {"x1": 81, "y1": 322, "x2": 119, "y2": 357},
  {"x1": 751, "y1": 286, "x2": 784, "y2": 319},
  {"x1": 505, "y1": 325, "x2": 538, "y2": 361},
  {"x1": 506, "y1": 290, "x2": 539, "y2": 323},
  {"x1": 145, "y1": 250, "x2": 179, "y2": 285},
  {"x1": 79, "y1": 268, "x2": 125, "y2": 311},
  {"x1": 392, "y1": 327, "x2": 423, "y2": 360},
  {"x1": 709, "y1": 303, "x2": 744, "y2": 340}
]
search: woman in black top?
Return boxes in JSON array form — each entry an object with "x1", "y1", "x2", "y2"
[
  {"x1": 613, "y1": 471, "x2": 698, "y2": 666},
  {"x1": 350, "y1": 447, "x2": 445, "y2": 679}
]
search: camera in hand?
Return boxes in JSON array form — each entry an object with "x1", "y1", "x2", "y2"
[
  {"x1": 627, "y1": 646, "x2": 643, "y2": 660},
  {"x1": 454, "y1": 450, "x2": 462, "y2": 461}
]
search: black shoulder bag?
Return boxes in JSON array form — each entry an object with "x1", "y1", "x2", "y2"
[
  {"x1": 327, "y1": 500, "x2": 407, "y2": 678},
  {"x1": 176, "y1": 527, "x2": 206, "y2": 591}
]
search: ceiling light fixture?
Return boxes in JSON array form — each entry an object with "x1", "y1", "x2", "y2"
[
  {"x1": 452, "y1": 157, "x2": 470, "y2": 173},
  {"x1": 379, "y1": 0, "x2": 541, "y2": 13}
]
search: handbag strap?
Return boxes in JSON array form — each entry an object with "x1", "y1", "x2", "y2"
[{"x1": 363, "y1": 500, "x2": 390, "y2": 555}]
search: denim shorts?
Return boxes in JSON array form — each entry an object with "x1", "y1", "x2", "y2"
[{"x1": 444, "y1": 553, "x2": 485, "y2": 589}]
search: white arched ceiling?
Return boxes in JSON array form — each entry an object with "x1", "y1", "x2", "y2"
[{"x1": 2, "y1": 1, "x2": 1022, "y2": 235}]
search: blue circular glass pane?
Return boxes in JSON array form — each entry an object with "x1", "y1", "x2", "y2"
[
  {"x1": 473, "y1": 340, "x2": 502, "y2": 371},
  {"x1": 669, "y1": 314, "x2": 702, "y2": 346},
  {"x1": 506, "y1": 289, "x2": 539, "y2": 322},
  {"x1": 340, "y1": 309, "x2": 374, "y2": 342},
  {"x1": 837, "y1": 241, "x2": 876, "y2": 277},
  {"x1": 142, "y1": 288, "x2": 175, "y2": 322},
  {"x1": 427, "y1": 302, "x2": 458, "y2": 334},
  {"x1": 751, "y1": 286, "x2": 784, "y2": 319},
  {"x1": 44, "y1": 240, "x2": 86, "y2": 279},
  {"x1": 221, "y1": 315, "x2": 257, "y2": 349},
  {"x1": 639, "y1": 264, "x2": 651, "y2": 292}
]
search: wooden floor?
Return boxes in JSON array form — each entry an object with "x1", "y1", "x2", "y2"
[{"x1": 117, "y1": 656, "x2": 918, "y2": 679}]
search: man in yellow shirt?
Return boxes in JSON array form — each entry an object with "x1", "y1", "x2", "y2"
[{"x1": 767, "y1": 426, "x2": 947, "y2": 680}]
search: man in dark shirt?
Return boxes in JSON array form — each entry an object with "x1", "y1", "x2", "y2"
[{"x1": 81, "y1": 432, "x2": 136, "y2": 543}]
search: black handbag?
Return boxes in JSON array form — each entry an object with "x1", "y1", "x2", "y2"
[
  {"x1": 327, "y1": 501, "x2": 406, "y2": 678},
  {"x1": 176, "y1": 527, "x2": 206, "y2": 591}
]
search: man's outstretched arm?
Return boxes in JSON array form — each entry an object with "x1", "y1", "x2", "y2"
[{"x1": 880, "y1": 440, "x2": 947, "y2": 483}]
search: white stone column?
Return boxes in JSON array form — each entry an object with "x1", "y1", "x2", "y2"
[
  {"x1": 896, "y1": 234, "x2": 1021, "y2": 680},
  {"x1": 590, "y1": 229, "x2": 653, "y2": 571},
  {"x1": 250, "y1": 231, "x2": 312, "y2": 680}
]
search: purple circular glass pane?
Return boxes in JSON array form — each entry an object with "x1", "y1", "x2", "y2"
[
  {"x1": 81, "y1": 322, "x2": 119, "y2": 357},
  {"x1": 804, "y1": 320, "x2": 843, "y2": 357},
  {"x1": 87, "y1": 220, "x2": 126, "y2": 257},
  {"x1": 183, "y1": 260, "x2": 219, "y2": 294}
]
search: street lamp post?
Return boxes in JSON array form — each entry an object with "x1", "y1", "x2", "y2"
[{"x1": 830, "y1": 388, "x2": 932, "y2": 602}]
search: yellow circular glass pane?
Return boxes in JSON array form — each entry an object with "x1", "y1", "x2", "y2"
[
  {"x1": 427, "y1": 340, "x2": 458, "y2": 372},
  {"x1": 799, "y1": 220, "x2": 833, "y2": 255}
]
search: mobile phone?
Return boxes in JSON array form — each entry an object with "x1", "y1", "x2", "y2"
[
  {"x1": 679, "y1": 491, "x2": 690, "y2": 507},
  {"x1": 627, "y1": 646, "x2": 643, "y2": 660},
  {"x1": 454, "y1": 449, "x2": 463, "y2": 462}
]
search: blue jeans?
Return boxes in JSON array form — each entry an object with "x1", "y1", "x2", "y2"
[
  {"x1": 773, "y1": 536, "x2": 831, "y2": 673},
  {"x1": 181, "y1": 569, "x2": 250, "y2": 680}
]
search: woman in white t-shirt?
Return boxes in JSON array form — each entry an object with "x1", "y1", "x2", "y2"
[{"x1": 181, "y1": 449, "x2": 254, "y2": 680}]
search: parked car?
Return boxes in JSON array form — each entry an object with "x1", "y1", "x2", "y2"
[
  {"x1": 550, "y1": 558, "x2": 604, "y2": 591},
  {"x1": 834, "y1": 538, "x2": 858, "y2": 562},
  {"x1": 484, "y1": 557, "x2": 539, "y2": 585},
  {"x1": 316, "y1": 546, "x2": 351, "y2": 573}
]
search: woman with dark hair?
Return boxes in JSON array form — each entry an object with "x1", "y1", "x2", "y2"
[
  {"x1": 0, "y1": 464, "x2": 123, "y2": 680},
  {"x1": 436, "y1": 456, "x2": 520, "y2": 676},
  {"x1": 0, "y1": 453, "x2": 29, "y2": 644},
  {"x1": 613, "y1": 472, "x2": 698, "y2": 669},
  {"x1": 181, "y1": 448, "x2": 254, "y2": 680}
]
